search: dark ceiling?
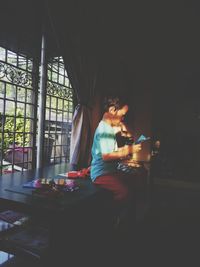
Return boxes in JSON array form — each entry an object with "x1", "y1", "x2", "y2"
[{"x1": 1, "y1": 0, "x2": 199, "y2": 67}]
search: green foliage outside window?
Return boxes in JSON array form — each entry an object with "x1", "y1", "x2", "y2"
[{"x1": 0, "y1": 110, "x2": 30, "y2": 156}]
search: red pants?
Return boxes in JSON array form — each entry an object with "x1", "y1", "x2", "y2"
[
  {"x1": 93, "y1": 168, "x2": 147, "y2": 203},
  {"x1": 93, "y1": 172, "x2": 136, "y2": 203}
]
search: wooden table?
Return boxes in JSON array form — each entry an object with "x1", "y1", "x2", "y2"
[
  {"x1": 0, "y1": 163, "x2": 106, "y2": 208},
  {"x1": 0, "y1": 163, "x2": 113, "y2": 265}
]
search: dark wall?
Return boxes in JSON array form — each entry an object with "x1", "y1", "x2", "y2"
[{"x1": 150, "y1": 64, "x2": 200, "y2": 180}]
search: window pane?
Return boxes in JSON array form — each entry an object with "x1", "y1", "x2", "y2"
[
  {"x1": 16, "y1": 103, "x2": 25, "y2": 116},
  {"x1": 0, "y1": 47, "x2": 5, "y2": 61},
  {"x1": 0, "y1": 99, "x2": 4, "y2": 113},
  {"x1": 59, "y1": 75, "x2": 64, "y2": 84},
  {"x1": 46, "y1": 95, "x2": 51, "y2": 108},
  {"x1": 17, "y1": 87, "x2": 26, "y2": 102},
  {"x1": 25, "y1": 119, "x2": 33, "y2": 133},
  {"x1": 0, "y1": 81, "x2": 5, "y2": 95},
  {"x1": 57, "y1": 112, "x2": 63, "y2": 122},
  {"x1": 18, "y1": 56, "x2": 26, "y2": 70},
  {"x1": 26, "y1": 89, "x2": 33, "y2": 103},
  {"x1": 6, "y1": 84, "x2": 16, "y2": 100},
  {"x1": 7, "y1": 50, "x2": 17, "y2": 66},
  {"x1": 24, "y1": 133, "x2": 32, "y2": 146},
  {"x1": 26, "y1": 104, "x2": 34, "y2": 118},
  {"x1": 63, "y1": 112, "x2": 68, "y2": 121},
  {"x1": 58, "y1": 98, "x2": 63, "y2": 110},
  {"x1": 27, "y1": 59, "x2": 33, "y2": 71},
  {"x1": 15, "y1": 117, "x2": 24, "y2": 132},
  {"x1": 5, "y1": 101, "x2": 15, "y2": 114},
  {"x1": 45, "y1": 109, "x2": 50, "y2": 120}
]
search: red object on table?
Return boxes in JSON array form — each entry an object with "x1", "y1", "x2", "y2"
[{"x1": 66, "y1": 167, "x2": 90, "y2": 179}]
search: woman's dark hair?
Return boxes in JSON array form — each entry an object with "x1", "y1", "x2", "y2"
[{"x1": 103, "y1": 95, "x2": 127, "y2": 112}]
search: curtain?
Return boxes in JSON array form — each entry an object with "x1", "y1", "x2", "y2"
[
  {"x1": 63, "y1": 54, "x2": 98, "y2": 170},
  {"x1": 69, "y1": 104, "x2": 92, "y2": 170},
  {"x1": 46, "y1": 0, "x2": 100, "y2": 170}
]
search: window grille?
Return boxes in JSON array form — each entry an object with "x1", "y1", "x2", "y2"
[
  {"x1": 0, "y1": 48, "x2": 74, "y2": 174},
  {"x1": 44, "y1": 56, "x2": 73, "y2": 165},
  {"x1": 0, "y1": 47, "x2": 35, "y2": 174}
]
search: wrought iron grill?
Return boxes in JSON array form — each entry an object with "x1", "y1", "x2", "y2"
[
  {"x1": 0, "y1": 47, "x2": 35, "y2": 174},
  {"x1": 0, "y1": 47, "x2": 74, "y2": 174},
  {"x1": 44, "y1": 56, "x2": 73, "y2": 164}
]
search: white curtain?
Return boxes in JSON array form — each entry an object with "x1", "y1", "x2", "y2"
[{"x1": 70, "y1": 104, "x2": 92, "y2": 170}]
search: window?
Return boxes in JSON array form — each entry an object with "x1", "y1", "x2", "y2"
[
  {"x1": 44, "y1": 57, "x2": 73, "y2": 164},
  {"x1": 0, "y1": 47, "x2": 74, "y2": 174},
  {"x1": 0, "y1": 47, "x2": 35, "y2": 174}
]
